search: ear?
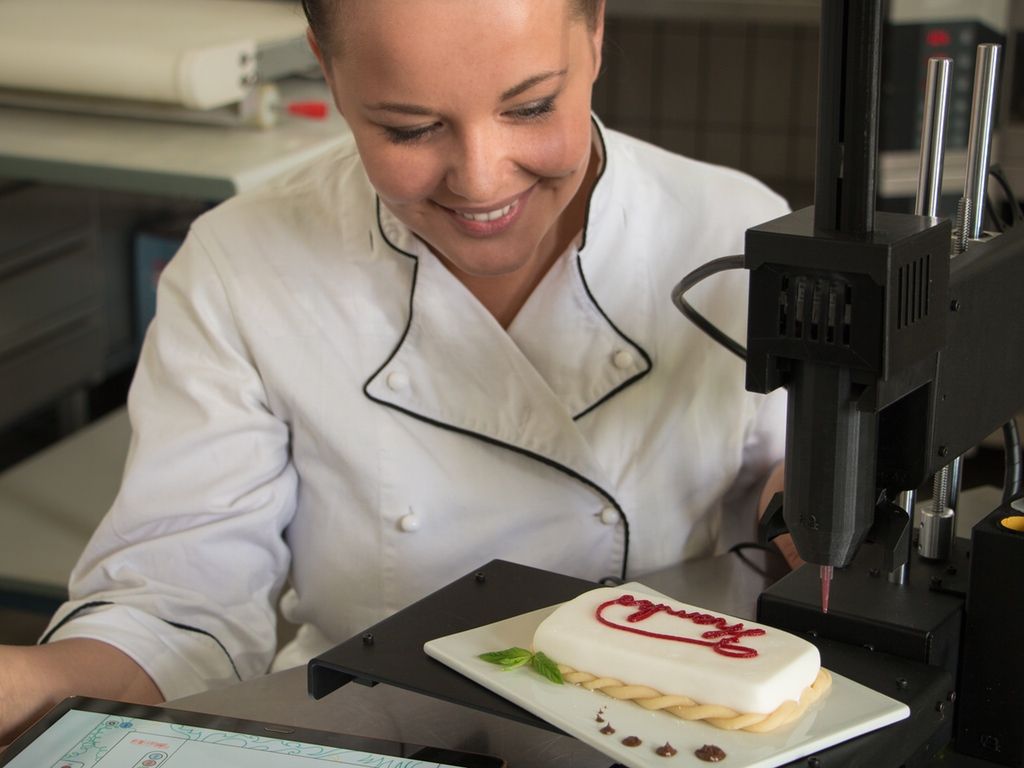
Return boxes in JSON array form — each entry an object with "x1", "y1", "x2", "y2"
[
  {"x1": 306, "y1": 28, "x2": 331, "y2": 83},
  {"x1": 590, "y1": 0, "x2": 606, "y2": 81},
  {"x1": 307, "y1": 27, "x2": 346, "y2": 116}
]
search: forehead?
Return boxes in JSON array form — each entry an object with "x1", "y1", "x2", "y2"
[
  {"x1": 334, "y1": 0, "x2": 575, "y2": 61},
  {"x1": 332, "y1": 0, "x2": 581, "y2": 99}
]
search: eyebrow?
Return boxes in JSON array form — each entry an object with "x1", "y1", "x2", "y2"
[
  {"x1": 500, "y1": 68, "x2": 568, "y2": 101},
  {"x1": 364, "y1": 69, "x2": 569, "y2": 116}
]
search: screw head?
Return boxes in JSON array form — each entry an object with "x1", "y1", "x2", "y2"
[
  {"x1": 869, "y1": 568, "x2": 881, "y2": 577},
  {"x1": 896, "y1": 678, "x2": 909, "y2": 690},
  {"x1": 475, "y1": 571, "x2": 487, "y2": 583},
  {"x1": 950, "y1": 299, "x2": 961, "y2": 312},
  {"x1": 938, "y1": 445, "x2": 949, "y2": 457},
  {"x1": 361, "y1": 632, "x2": 374, "y2": 646},
  {"x1": 807, "y1": 758, "x2": 821, "y2": 768}
]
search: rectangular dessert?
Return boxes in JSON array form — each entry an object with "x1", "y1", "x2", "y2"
[{"x1": 532, "y1": 585, "x2": 830, "y2": 732}]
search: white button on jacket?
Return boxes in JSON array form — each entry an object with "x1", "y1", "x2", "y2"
[
  {"x1": 612, "y1": 350, "x2": 634, "y2": 370},
  {"x1": 45, "y1": 120, "x2": 788, "y2": 701},
  {"x1": 398, "y1": 512, "x2": 420, "y2": 533},
  {"x1": 386, "y1": 371, "x2": 408, "y2": 392},
  {"x1": 599, "y1": 507, "x2": 620, "y2": 526}
]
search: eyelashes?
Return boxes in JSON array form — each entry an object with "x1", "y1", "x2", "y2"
[
  {"x1": 380, "y1": 96, "x2": 558, "y2": 145},
  {"x1": 382, "y1": 123, "x2": 439, "y2": 145},
  {"x1": 508, "y1": 95, "x2": 556, "y2": 121}
]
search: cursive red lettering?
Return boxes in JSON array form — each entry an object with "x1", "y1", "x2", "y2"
[{"x1": 595, "y1": 595, "x2": 765, "y2": 658}]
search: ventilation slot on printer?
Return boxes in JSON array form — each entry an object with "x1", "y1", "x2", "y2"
[{"x1": 778, "y1": 275, "x2": 852, "y2": 346}]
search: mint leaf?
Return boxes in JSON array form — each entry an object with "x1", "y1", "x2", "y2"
[
  {"x1": 478, "y1": 647, "x2": 533, "y2": 669},
  {"x1": 530, "y1": 651, "x2": 564, "y2": 685}
]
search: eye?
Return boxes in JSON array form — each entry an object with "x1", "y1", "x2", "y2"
[
  {"x1": 381, "y1": 123, "x2": 441, "y2": 145},
  {"x1": 508, "y1": 96, "x2": 556, "y2": 121}
]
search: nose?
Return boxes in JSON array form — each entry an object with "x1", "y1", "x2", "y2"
[{"x1": 445, "y1": 124, "x2": 510, "y2": 203}]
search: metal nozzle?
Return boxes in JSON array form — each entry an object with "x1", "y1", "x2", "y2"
[{"x1": 820, "y1": 564, "x2": 833, "y2": 614}]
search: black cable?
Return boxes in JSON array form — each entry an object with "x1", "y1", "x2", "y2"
[
  {"x1": 989, "y1": 164, "x2": 1024, "y2": 225},
  {"x1": 1003, "y1": 417, "x2": 1023, "y2": 504},
  {"x1": 985, "y1": 194, "x2": 1008, "y2": 234},
  {"x1": 727, "y1": 542, "x2": 786, "y2": 578},
  {"x1": 670, "y1": 255, "x2": 747, "y2": 360}
]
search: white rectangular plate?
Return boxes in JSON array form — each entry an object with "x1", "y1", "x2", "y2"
[{"x1": 424, "y1": 590, "x2": 909, "y2": 768}]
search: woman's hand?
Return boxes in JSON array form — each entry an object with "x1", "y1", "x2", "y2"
[
  {"x1": 758, "y1": 462, "x2": 805, "y2": 571},
  {"x1": 0, "y1": 640, "x2": 162, "y2": 747}
]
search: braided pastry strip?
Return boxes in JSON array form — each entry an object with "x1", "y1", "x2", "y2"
[{"x1": 559, "y1": 665, "x2": 832, "y2": 733}]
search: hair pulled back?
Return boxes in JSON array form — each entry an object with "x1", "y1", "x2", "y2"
[{"x1": 302, "y1": 0, "x2": 602, "y2": 57}]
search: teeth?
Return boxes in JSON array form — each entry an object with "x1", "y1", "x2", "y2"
[{"x1": 458, "y1": 202, "x2": 514, "y2": 222}]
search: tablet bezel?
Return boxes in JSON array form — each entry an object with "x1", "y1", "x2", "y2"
[{"x1": 0, "y1": 696, "x2": 506, "y2": 768}]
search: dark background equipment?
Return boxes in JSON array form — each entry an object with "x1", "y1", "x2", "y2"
[{"x1": 737, "y1": 0, "x2": 1024, "y2": 765}]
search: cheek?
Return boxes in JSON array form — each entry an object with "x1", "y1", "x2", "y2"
[
  {"x1": 521, "y1": 111, "x2": 593, "y2": 180},
  {"x1": 357, "y1": 141, "x2": 443, "y2": 206}
]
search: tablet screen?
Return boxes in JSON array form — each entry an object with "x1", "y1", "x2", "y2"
[{"x1": 1, "y1": 699, "x2": 503, "y2": 768}]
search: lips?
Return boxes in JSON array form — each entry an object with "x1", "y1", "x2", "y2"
[
  {"x1": 455, "y1": 201, "x2": 516, "y2": 222},
  {"x1": 438, "y1": 185, "x2": 534, "y2": 237}
]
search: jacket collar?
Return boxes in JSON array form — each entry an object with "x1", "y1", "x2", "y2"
[{"x1": 364, "y1": 118, "x2": 651, "y2": 483}]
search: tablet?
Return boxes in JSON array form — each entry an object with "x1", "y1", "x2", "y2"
[{"x1": 0, "y1": 697, "x2": 506, "y2": 768}]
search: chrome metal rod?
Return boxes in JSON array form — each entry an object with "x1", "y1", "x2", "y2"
[
  {"x1": 963, "y1": 44, "x2": 1002, "y2": 240},
  {"x1": 948, "y1": 454, "x2": 964, "y2": 513},
  {"x1": 890, "y1": 489, "x2": 916, "y2": 585},
  {"x1": 916, "y1": 57, "x2": 952, "y2": 218},
  {"x1": 920, "y1": 466, "x2": 954, "y2": 561}
]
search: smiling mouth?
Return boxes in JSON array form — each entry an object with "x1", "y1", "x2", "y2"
[
  {"x1": 437, "y1": 186, "x2": 534, "y2": 236},
  {"x1": 455, "y1": 202, "x2": 517, "y2": 222}
]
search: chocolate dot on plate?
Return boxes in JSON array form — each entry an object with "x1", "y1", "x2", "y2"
[
  {"x1": 695, "y1": 744, "x2": 727, "y2": 762},
  {"x1": 655, "y1": 742, "x2": 678, "y2": 757},
  {"x1": 621, "y1": 735, "x2": 642, "y2": 747}
]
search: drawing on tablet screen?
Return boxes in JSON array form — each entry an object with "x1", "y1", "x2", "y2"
[{"x1": 32, "y1": 710, "x2": 459, "y2": 768}]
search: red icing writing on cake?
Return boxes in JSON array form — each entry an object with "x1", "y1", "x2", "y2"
[{"x1": 595, "y1": 594, "x2": 766, "y2": 658}]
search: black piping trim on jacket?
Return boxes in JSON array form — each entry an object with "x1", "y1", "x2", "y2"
[
  {"x1": 365, "y1": 198, "x2": 632, "y2": 580},
  {"x1": 572, "y1": 253, "x2": 653, "y2": 421},
  {"x1": 162, "y1": 620, "x2": 242, "y2": 681},
  {"x1": 39, "y1": 601, "x2": 242, "y2": 682},
  {"x1": 577, "y1": 114, "x2": 609, "y2": 254},
  {"x1": 39, "y1": 600, "x2": 113, "y2": 645},
  {"x1": 572, "y1": 116, "x2": 653, "y2": 420}
]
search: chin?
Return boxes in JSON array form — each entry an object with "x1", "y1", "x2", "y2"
[{"x1": 445, "y1": 250, "x2": 535, "y2": 278}]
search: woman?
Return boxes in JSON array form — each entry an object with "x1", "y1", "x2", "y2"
[{"x1": 0, "y1": 0, "x2": 788, "y2": 745}]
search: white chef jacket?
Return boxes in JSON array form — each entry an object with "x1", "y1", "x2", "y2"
[{"x1": 42, "y1": 119, "x2": 788, "y2": 701}]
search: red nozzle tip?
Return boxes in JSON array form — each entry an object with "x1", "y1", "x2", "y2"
[
  {"x1": 288, "y1": 101, "x2": 329, "y2": 119},
  {"x1": 820, "y1": 565, "x2": 833, "y2": 614}
]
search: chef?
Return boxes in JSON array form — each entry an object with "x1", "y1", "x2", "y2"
[{"x1": 0, "y1": 0, "x2": 788, "y2": 744}]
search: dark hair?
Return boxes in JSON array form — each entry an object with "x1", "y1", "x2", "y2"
[{"x1": 302, "y1": 0, "x2": 602, "y2": 57}]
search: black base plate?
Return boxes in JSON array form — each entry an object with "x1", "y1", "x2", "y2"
[
  {"x1": 307, "y1": 559, "x2": 958, "y2": 765},
  {"x1": 308, "y1": 560, "x2": 594, "y2": 731}
]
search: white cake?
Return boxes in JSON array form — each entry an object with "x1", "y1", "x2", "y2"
[{"x1": 532, "y1": 585, "x2": 830, "y2": 732}]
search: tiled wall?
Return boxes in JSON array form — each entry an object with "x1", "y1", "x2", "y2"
[{"x1": 594, "y1": 17, "x2": 820, "y2": 208}]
